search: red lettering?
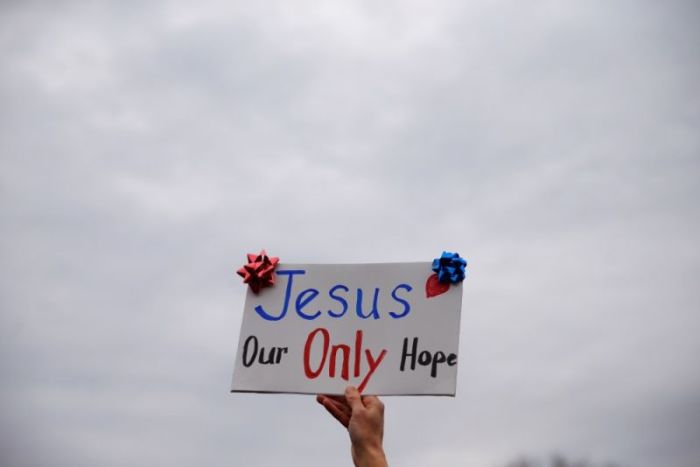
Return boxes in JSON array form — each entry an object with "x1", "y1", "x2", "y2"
[
  {"x1": 330, "y1": 344, "x2": 350, "y2": 380},
  {"x1": 358, "y1": 348, "x2": 387, "y2": 393},
  {"x1": 303, "y1": 327, "x2": 329, "y2": 378},
  {"x1": 302, "y1": 327, "x2": 387, "y2": 390},
  {"x1": 354, "y1": 330, "x2": 362, "y2": 377}
]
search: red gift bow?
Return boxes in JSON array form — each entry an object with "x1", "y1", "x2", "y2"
[{"x1": 236, "y1": 250, "x2": 280, "y2": 294}]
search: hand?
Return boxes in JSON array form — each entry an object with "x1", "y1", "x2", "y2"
[{"x1": 317, "y1": 386, "x2": 388, "y2": 467}]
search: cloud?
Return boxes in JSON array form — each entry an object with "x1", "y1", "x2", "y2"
[{"x1": 1, "y1": 1, "x2": 699, "y2": 466}]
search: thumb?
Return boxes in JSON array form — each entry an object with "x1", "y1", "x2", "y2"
[
  {"x1": 344, "y1": 386, "x2": 364, "y2": 411},
  {"x1": 362, "y1": 395, "x2": 383, "y2": 410}
]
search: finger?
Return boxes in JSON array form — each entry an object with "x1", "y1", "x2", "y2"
[
  {"x1": 362, "y1": 395, "x2": 385, "y2": 413},
  {"x1": 318, "y1": 395, "x2": 350, "y2": 427},
  {"x1": 344, "y1": 386, "x2": 364, "y2": 412},
  {"x1": 318, "y1": 394, "x2": 352, "y2": 415},
  {"x1": 320, "y1": 395, "x2": 351, "y2": 417},
  {"x1": 324, "y1": 394, "x2": 349, "y2": 404},
  {"x1": 329, "y1": 401, "x2": 352, "y2": 420},
  {"x1": 317, "y1": 395, "x2": 350, "y2": 418}
]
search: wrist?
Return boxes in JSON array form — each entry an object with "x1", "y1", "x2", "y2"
[{"x1": 352, "y1": 444, "x2": 387, "y2": 467}]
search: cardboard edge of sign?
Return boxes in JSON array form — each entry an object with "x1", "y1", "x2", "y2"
[{"x1": 229, "y1": 389, "x2": 456, "y2": 397}]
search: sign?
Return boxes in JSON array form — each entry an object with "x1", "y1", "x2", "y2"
[{"x1": 230, "y1": 262, "x2": 464, "y2": 395}]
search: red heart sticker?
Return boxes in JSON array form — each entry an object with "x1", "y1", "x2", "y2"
[{"x1": 425, "y1": 273, "x2": 450, "y2": 298}]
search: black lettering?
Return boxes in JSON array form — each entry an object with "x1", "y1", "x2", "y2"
[
  {"x1": 242, "y1": 335, "x2": 258, "y2": 367},
  {"x1": 431, "y1": 351, "x2": 446, "y2": 377},
  {"x1": 400, "y1": 337, "x2": 418, "y2": 371},
  {"x1": 276, "y1": 347, "x2": 288, "y2": 364},
  {"x1": 258, "y1": 346, "x2": 276, "y2": 364},
  {"x1": 418, "y1": 350, "x2": 432, "y2": 366},
  {"x1": 398, "y1": 337, "x2": 457, "y2": 378},
  {"x1": 242, "y1": 336, "x2": 289, "y2": 367}
]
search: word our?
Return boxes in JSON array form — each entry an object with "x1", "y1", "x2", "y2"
[{"x1": 240, "y1": 335, "x2": 288, "y2": 366}]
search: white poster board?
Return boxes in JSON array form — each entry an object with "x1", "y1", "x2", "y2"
[{"x1": 231, "y1": 262, "x2": 463, "y2": 396}]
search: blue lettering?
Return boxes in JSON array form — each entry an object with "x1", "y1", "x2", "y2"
[
  {"x1": 356, "y1": 288, "x2": 380, "y2": 319},
  {"x1": 389, "y1": 283, "x2": 412, "y2": 319},
  {"x1": 328, "y1": 284, "x2": 349, "y2": 318},
  {"x1": 296, "y1": 288, "x2": 321, "y2": 320},
  {"x1": 254, "y1": 270, "x2": 306, "y2": 321}
]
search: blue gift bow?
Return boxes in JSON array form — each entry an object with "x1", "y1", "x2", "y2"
[{"x1": 432, "y1": 251, "x2": 467, "y2": 284}]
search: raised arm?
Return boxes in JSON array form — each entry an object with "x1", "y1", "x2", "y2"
[{"x1": 316, "y1": 386, "x2": 388, "y2": 467}]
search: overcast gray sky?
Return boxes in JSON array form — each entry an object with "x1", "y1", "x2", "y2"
[{"x1": 1, "y1": 1, "x2": 699, "y2": 466}]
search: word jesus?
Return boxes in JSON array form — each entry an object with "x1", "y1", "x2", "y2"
[
  {"x1": 254, "y1": 270, "x2": 413, "y2": 321},
  {"x1": 303, "y1": 328, "x2": 387, "y2": 393}
]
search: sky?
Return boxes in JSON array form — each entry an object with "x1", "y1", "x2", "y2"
[{"x1": 1, "y1": 1, "x2": 699, "y2": 466}]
